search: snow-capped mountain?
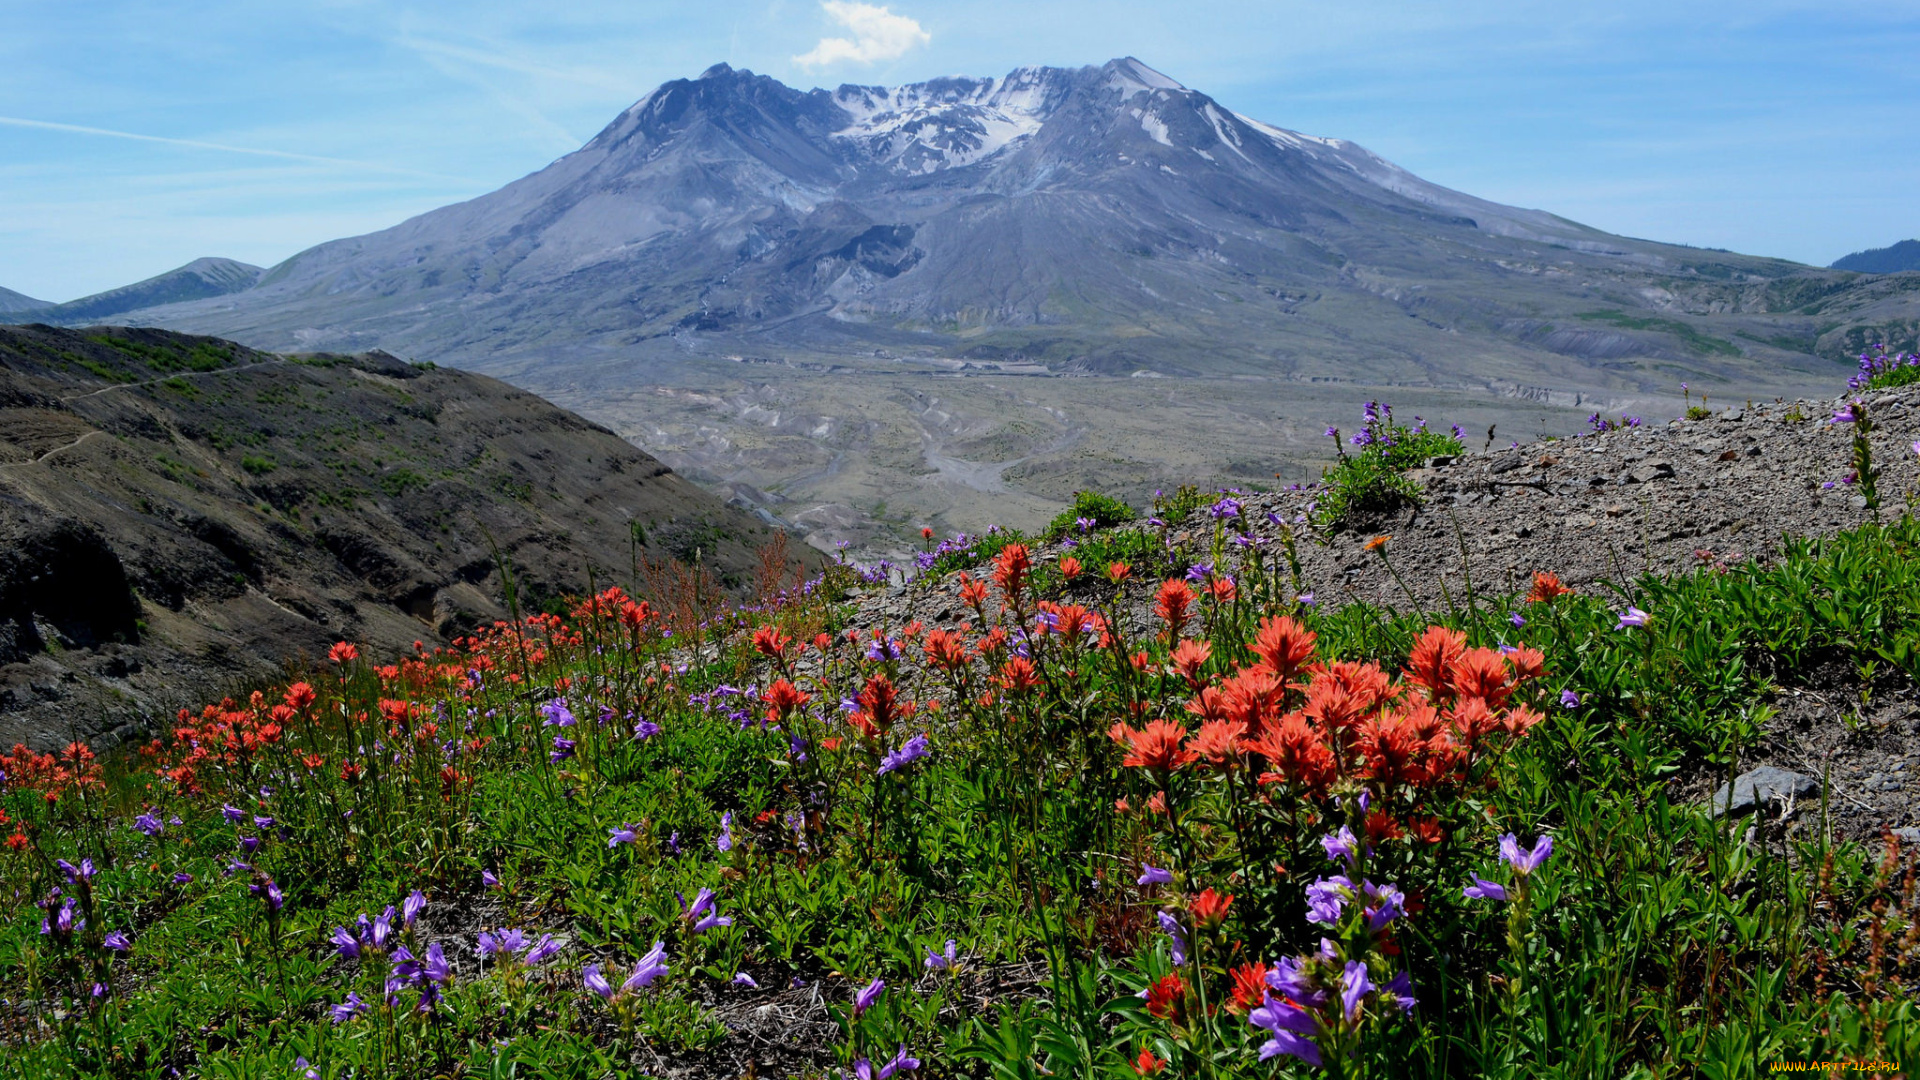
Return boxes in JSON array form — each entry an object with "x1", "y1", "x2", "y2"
[{"x1": 90, "y1": 58, "x2": 1892, "y2": 389}]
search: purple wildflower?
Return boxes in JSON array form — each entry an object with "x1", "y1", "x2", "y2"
[
  {"x1": 402, "y1": 889, "x2": 426, "y2": 927},
  {"x1": 623, "y1": 941, "x2": 668, "y2": 991},
  {"x1": 1462, "y1": 874, "x2": 1508, "y2": 903},
  {"x1": 1614, "y1": 607, "x2": 1651, "y2": 630},
  {"x1": 1499, "y1": 833, "x2": 1553, "y2": 875},
  {"x1": 716, "y1": 812, "x2": 734, "y2": 852},
  {"x1": 924, "y1": 940, "x2": 958, "y2": 970},
  {"x1": 877, "y1": 733, "x2": 930, "y2": 776},
  {"x1": 608, "y1": 823, "x2": 639, "y2": 847},
  {"x1": 524, "y1": 934, "x2": 562, "y2": 966},
  {"x1": 1136, "y1": 863, "x2": 1173, "y2": 886},
  {"x1": 583, "y1": 964, "x2": 614, "y2": 1000},
  {"x1": 733, "y1": 971, "x2": 758, "y2": 988},
  {"x1": 853, "y1": 977, "x2": 886, "y2": 1017},
  {"x1": 1319, "y1": 826, "x2": 1359, "y2": 868},
  {"x1": 1340, "y1": 961, "x2": 1372, "y2": 1021},
  {"x1": 103, "y1": 931, "x2": 131, "y2": 952},
  {"x1": 1158, "y1": 909, "x2": 1189, "y2": 965},
  {"x1": 330, "y1": 992, "x2": 368, "y2": 1023},
  {"x1": 1249, "y1": 992, "x2": 1322, "y2": 1065},
  {"x1": 1559, "y1": 689, "x2": 1581, "y2": 709}
]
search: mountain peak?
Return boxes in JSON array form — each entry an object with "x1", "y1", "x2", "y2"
[
  {"x1": 699, "y1": 62, "x2": 735, "y2": 80},
  {"x1": 1102, "y1": 56, "x2": 1185, "y2": 93}
]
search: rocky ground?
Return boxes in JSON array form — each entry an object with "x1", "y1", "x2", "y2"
[{"x1": 844, "y1": 389, "x2": 1920, "y2": 844}]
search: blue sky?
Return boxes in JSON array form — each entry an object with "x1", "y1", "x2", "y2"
[{"x1": 3, "y1": 0, "x2": 1916, "y2": 301}]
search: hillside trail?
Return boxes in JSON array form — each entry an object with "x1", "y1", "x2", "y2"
[{"x1": 1, "y1": 358, "x2": 291, "y2": 473}]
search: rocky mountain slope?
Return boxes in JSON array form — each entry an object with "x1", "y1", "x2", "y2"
[
  {"x1": 1, "y1": 258, "x2": 263, "y2": 324},
  {"x1": 0, "y1": 286, "x2": 50, "y2": 313},
  {"x1": 70, "y1": 58, "x2": 1917, "y2": 383},
  {"x1": 0, "y1": 325, "x2": 812, "y2": 749}
]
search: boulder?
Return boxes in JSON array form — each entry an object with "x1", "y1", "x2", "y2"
[{"x1": 1709, "y1": 765, "x2": 1817, "y2": 817}]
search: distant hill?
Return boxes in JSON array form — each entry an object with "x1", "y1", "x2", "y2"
[
  {"x1": 0, "y1": 286, "x2": 50, "y2": 314},
  {"x1": 26, "y1": 257, "x2": 264, "y2": 324},
  {"x1": 1833, "y1": 240, "x2": 1920, "y2": 274},
  {"x1": 0, "y1": 325, "x2": 816, "y2": 748}
]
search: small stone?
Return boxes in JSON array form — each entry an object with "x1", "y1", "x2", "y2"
[
  {"x1": 1709, "y1": 765, "x2": 1818, "y2": 817},
  {"x1": 1605, "y1": 504, "x2": 1626, "y2": 518},
  {"x1": 1628, "y1": 460, "x2": 1676, "y2": 484},
  {"x1": 1894, "y1": 827, "x2": 1920, "y2": 845}
]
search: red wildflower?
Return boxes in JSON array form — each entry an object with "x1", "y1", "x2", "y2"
[
  {"x1": 752, "y1": 625, "x2": 794, "y2": 663},
  {"x1": 1184, "y1": 686, "x2": 1229, "y2": 724},
  {"x1": 620, "y1": 600, "x2": 652, "y2": 632},
  {"x1": 1365, "y1": 810, "x2": 1405, "y2": 844},
  {"x1": 1220, "y1": 666, "x2": 1285, "y2": 738},
  {"x1": 762, "y1": 679, "x2": 810, "y2": 718},
  {"x1": 1505, "y1": 645, "x2": 1547, "y2": 684},
  {"x1": 1501, "y1": 704, "x2": 1544, "y2": 737},
  {"x1": 998, "y1": 656, "x2": 1041, "y2": 694},
  {"x1": 302, "y1": 754, "x2": 325, "y2": 769},
  {"x1": 1451, "y1": 647, "x2": 1514, "y2": 709},
  {"x1": 1405, "y1": 626, "x2": 1467, "y2": 704},
  {"x1": 1527, "y1": 571, "x2": 1573, "y2": 603},
  {"x1": 1188, "y1": 719, "x2": 1244, "y2": 770},
  {"x1": 1248, "y1": 713, "x2": 1338, "y2": 794},
  {"x1": 1107, "y1": 561, "x2": 1132, "y2": 583},
  {"x1": 992, "y1": 544, "x2": 1033, "y2": 607},
  {"x1": 283, "y1": 682, "x2": 316, "y2": 712},
  {"x1": 1190, "y1": 887, "x2": 1234, "y2": 929},
  {"x1": 1145, "y1": 973, "x2": 1186, "y2": 1020},
  {"x1": 1251, "y1": 615, "x2": 1317, "y2": 685},
  {"x1": 1154, "y1": 580, "x2": 1195, "y2": 640},
  {"x1": 1227, "y1": 962, "x2": 1270, "y2": 1014},
  {"x1": 1209, "y1": 577, "x2": 1236, "y2": 603},
  {"x1": 923, "y1": 628, "x2": 971, "y2": 671},
  {"x1": 958, "y1": 573, "x2": 989, "y2": 614},
  {"x1": 1059, "y1": 555, "x2": 1082, "y2": 580},
  {"x1": 851, "y1": 674, "x2": 910, "y2": 738},
  {"x1": 328, "y1": 641, "x2": 359, "y2": 664},
  {"x1": 1169, "y1": 639, "x2": 1212, "y2": 688},
  {"x1": 1110, "y1": 719, "x2": 1199, "y2": 772},
  {"x1": 1409, "y1": 817, "x2": 1446, "y2": 844},
  {"x1": 921, "y1": 526, "x2": 935, "y2": 540},
  {"x1": 4, "y1": 832, "x2": 26, "y2": 853},
  {"x1": 1132, "y1": 1046, "x2": 1166, "y2": 1075}
]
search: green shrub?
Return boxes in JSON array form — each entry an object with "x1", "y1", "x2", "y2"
[
  {"x1": 1315, "y1": 404, "x2": 1464, "y2": 526},
  {"x1": 1043, "y1": 490, "x2": 1136, "y2": 541}
]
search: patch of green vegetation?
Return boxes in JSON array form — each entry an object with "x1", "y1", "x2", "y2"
[
  {"x1": 1314, "y1": 406, "x2": 1465, "y2": 527},
  {"x1": 1151, "y1": 483, "x2": 1212, "y2": 526},
  {"x1": 87, "y1": 334, "x2": 233, "y2": 373},
  {"x1": 151, "y1": 452, "x2": 200, "y2": 485},
  {"x1": 160, "y1": 376, "x2": 199, "y2": 397},
  {"x1": 377, "y1": 469, "x2": 430, "y2": 497},
  {"x1": 1576, "y1": 309, "x2": 1742, "y2": 357},
  {"x1": 240, "y1": 455, "x2": 277, "y2": 476},
  {"x1": 1042, "y1": 489, "x2": 1136, "y2": 542}
]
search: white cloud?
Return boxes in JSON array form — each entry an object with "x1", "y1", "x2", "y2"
[{"x1": 792, "y1": 1, "x2": 929, "y2": 68}]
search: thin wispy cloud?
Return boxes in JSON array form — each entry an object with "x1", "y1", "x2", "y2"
[
  {"x1": 793, "y1": 2, "x2": 930, "y2": 68},
  {"x1": 0, "y1": 116, "x2": 464, "y2": 182}
]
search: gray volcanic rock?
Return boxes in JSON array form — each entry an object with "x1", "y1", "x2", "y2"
[
  {"x1": 92, "y1": 58, "x2": 1913, "y2": 396},
  {"x1": 1710, "y1": 766, "x2": 1818, "y2": 817}
]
